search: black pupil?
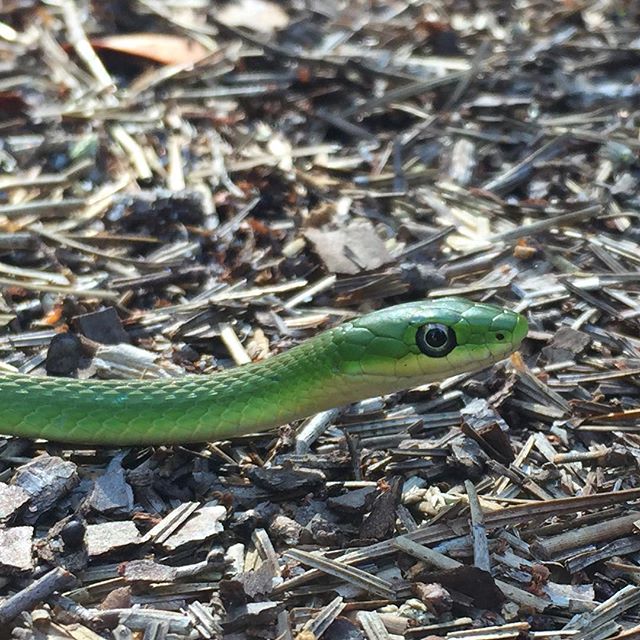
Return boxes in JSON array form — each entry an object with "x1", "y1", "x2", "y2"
[{"x1": 426, "y1": 327, "x2": 447, "y2": 348}]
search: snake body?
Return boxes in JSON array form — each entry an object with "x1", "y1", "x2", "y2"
[{"x1": 0, "y1": 298, "x2": 527, "y2": 444}]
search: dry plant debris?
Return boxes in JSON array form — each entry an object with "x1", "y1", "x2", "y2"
[{"x1": 0, "y1": 0, "x2": 639, "y2": 638}]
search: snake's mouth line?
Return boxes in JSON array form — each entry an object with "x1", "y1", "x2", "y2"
[{"x1": 340, "y1": 349, "x2": 521, "y2": 383}]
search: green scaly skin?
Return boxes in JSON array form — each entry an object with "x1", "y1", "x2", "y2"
[{"x1": 0, "y1": 298, "x2": 528, "y2": 445}]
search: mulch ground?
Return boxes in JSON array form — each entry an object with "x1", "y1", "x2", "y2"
[{"x1": 0, "y1": 1, "x2": 640, "y2": 638}]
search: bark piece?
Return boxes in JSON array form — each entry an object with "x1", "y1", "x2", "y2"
[
  {"x1": 85, "y1": 521, "x2": 141, "y2": 556},
  {"x1": 305, "y1": 221, "x2": 391, "y2": 275},
  {"x1": 89, "y1": 456, "x2": 134, "y2": 515},
  {"x1": 11, "y1": 455, "x2": 78, "y2": 524},
  {"x1": 161, "y1": 502, "x2": 226, "y2": 551},
  {"x1": 359, "y1": 477, "x2": 402, "y2": 540},
  {"x1": 74, "y1": 307, "x2": 129, "y2": 344},
  {"x1": 0, "y1": 525, "x2": 33, "y2": 572}
]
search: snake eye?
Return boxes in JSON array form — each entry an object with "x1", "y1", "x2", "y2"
[{"x1": 416, "y1": 323, "x2": 457, "y2": 357}]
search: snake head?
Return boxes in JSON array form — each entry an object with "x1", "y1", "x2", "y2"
[{"x1": 334, "y1": 297, "x2": 528, "y2": 387}]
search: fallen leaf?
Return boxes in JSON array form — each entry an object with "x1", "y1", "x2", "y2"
[
  {"x1": 90, "y1": 33, "x2": 209, "y2": 65},
  {"x1": 304, "y1": 220, "x2": 392, "y2": 275}
]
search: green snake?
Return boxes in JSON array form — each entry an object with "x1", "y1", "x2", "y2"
[{"x1": 0, "y1": 298, "x2": 527, "y2": 445}]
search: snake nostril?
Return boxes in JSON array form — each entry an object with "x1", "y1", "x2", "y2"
[{"x1": 495, "y1": 332, "x2": 505, "y2": 341}]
